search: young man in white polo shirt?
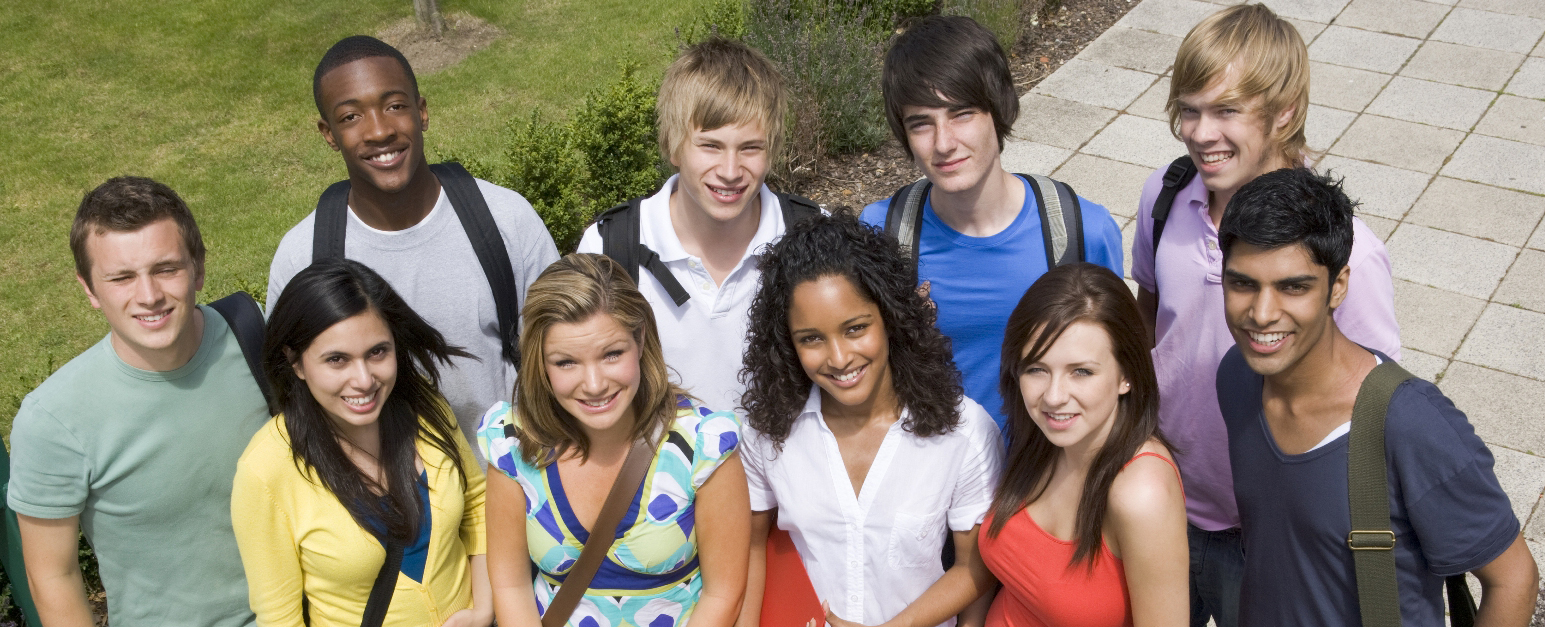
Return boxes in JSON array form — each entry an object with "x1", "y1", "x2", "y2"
[{"x1": 577, "y1": 38, "x2": 814, "y2": 415}]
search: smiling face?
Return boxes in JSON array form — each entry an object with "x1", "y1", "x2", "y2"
[
  {"x1": 1017, "y1": 320, "x2": 1131, "y2": 455},
  {"x1": 788, "y1": 274, "x2": 896, "y2": 416},
  {"x1": 292, "y1": 309, "x2": 398, "y2": 437},
  {"x1": 1177, "y1": 71, "x2": 1295, "y2": 205},
  {"x1": 1223, "y1": 241, "x2": 1348, "y2": 378},
  {"x1": 669, "y1": 121, "x2": 771, "y2": 225},
  {"x1": 76, "y1": 218, "x2": 206, "y2": 372},
  {"x1": 543, "y1": 312, "x2": 643, "y2": 438},
  {"x1": 901, "y1": 102, "x2": 1003, "y2": 195},
  {"x1": 315, "y1": 56, "x2": 430, "y2": 196}
]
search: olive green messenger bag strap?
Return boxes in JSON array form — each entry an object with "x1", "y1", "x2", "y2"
[
  {"x1": 1349, "y1": 360, "x2": 1478, "y2": 627},
  {"x1": 541, "y1": 438, "x2": 655, "y2": 627}
]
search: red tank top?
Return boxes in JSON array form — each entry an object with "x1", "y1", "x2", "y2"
[{"x1": 977, "y1": 452, "x2": 1182, "y2": 627}]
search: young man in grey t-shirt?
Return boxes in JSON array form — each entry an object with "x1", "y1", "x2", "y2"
[
  {"x1": 267, "y1": 37, "x2": 557, "y2": 455},
  {"x1": 9, "y1": 177, "x2": 270, "y2": 627}
]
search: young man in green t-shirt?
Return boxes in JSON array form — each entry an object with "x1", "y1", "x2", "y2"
[{"x1": 7, "y1": 177, "x2": 270, "y2": 627}]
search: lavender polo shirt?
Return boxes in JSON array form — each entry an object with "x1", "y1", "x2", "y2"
[{"x1": 1131, "y1": 167, "x2": 1401, "y2": 531}]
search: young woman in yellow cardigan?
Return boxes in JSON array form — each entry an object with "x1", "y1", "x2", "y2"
[{"x1": 232, "y1": 258, "x2": 492, "y2": 627}]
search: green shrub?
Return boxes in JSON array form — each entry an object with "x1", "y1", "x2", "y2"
[
  {"x1": 941, "y1": 0, "x2": 1025, "y2": 52},
  {"x1": 678, "y1": 0, "x2": 748, "y2": 42}
]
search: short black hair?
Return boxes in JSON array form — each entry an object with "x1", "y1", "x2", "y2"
[
  {"x1": 313, "y1": 35, "x2": 418, "y2": 117},
  {"x1": 882, "y1": 15, "x2": 1018, "y2": 160},
  {"x1": 1219, "y1": 167, "x2": 1356, "y2": 282}
]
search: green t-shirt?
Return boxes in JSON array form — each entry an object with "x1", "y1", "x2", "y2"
[{"x1": 7, "y1": 305, "x2": 268, "y2": 627}]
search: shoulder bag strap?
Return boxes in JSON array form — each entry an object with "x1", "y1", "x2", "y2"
[
  {"x1": 1022, "y1": 173, "x2": 1084, "y2": 267},
  {"x1": 542, "y1": 439, "x2": 655, "y2": 627},
  {"x1": 1152, "y1": 155, "x2": 1197, "y2": 260},
  {"x1": 312, "y1": 180, "x2": 352, "y2": 262},
  {"x1": 208, "y1": 291, "x2": 277, "y2": 415},
  {"x1": 431, "y1": 162, "x2": 522, "y2": 367},
  {"x1": 596, "y1": 197, "x2": 691, "y2": 306},
  {"x1": 884, "y1": 178, "x2": 929, "y2": 267},
  {"x1": 359, "y1": 536, "x2": 406, "y2": 627},
  {"x1": 774, "y1": 191, "x2": 823, "y2": 227},
  {"x1": 1348, "y1": 360, "x2": 1416, "y2": 627}
]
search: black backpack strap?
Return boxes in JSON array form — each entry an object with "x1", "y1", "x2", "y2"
[
  {"x1": 774, "y1": 191, "x2": 822, "y2": 228},
  {"x1": 430, "y1": 162, "x2": 522, "y2": 367},
  {"x1": 1020, "y1": 173, "x2": 1085, "y2": 267},
  {"x1": 209, "y1": 291, "x2": 276, "y2": 415},
  {"x1": 883, "y1": 178, "x2": 930, "y2": 267},
  {"x1": 312, "y1": 180, "x2": 352, "y2": 262},
  {"x1": 595, "y1": 198, "x2": 691, "y2": 307},
  {"x1": 1152, "y1": 155, "x2": 1197, "y2": 258},
  {"x1": 360, "y1": 536, "x2": 405, "y2": 627}
]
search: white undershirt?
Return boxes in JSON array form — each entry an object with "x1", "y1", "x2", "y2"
[{"x1": 1306, "y1": 355, "x2": 1386, "y2": 452}]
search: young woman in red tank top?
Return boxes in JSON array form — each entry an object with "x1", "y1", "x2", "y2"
[{"x1": 980, "y1": 263, "x2": 1188, "y2": 627}]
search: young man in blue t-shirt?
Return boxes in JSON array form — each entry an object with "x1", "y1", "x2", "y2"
[
  {"x1": 859, "y1": 15, "x2": 1122, "y2": 428},
  {"x1": 1214, "y1": 168, "x2": 1537, "y2": 625}
]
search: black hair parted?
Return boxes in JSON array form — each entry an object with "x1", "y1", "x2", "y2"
[
  {"x1": 1219, "y1": 167, "x2": 1356, "y2": 281},
  {"x1": 264, "y1": 258, "x2": 473, "y2": 543},
  {"x1": 739, "y1": 213, "x2": 964, "y2": 449},
  {"x1": 313, "y1": 35, "x2": 418, "y2": 118},
  {"x1": 882, "y1": 15, "x2": 1019, "y2": 160}
]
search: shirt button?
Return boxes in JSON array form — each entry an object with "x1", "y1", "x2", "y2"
[
  {"x1": 849, "y1": 594, "x2": 861, "y2": 603},
  {"x1": 1206, "y1": 238, "x2": 1218, "y2": 251}
]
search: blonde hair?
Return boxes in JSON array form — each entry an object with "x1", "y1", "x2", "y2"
[
  {"x1": 657, "y1": 37, "x2": 787, "y2": 167},
  {"x1": 513, "y1": 253, "x2": 686, "y2": 467},
  {"x1": 1168, "y1": 4, "x2": 1310, "y2": 166}
]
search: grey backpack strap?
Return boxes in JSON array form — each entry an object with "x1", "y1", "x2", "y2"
[
  {"x1": 1021, "y1": 173, "x2": 1085, "y2": 267},
  {"x1": 1348, "y1": 360, "x2": 1416, "y2": 627},
  {"x1": 883, "y1": 178, "x2": 930, "y2": 266}
]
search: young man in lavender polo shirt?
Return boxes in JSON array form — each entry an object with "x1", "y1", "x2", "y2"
[{"x1": 1130, "y1": 6, "x2": 1400, "y2": 627}]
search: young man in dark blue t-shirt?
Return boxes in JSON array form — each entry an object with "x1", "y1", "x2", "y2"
[{"x1": 1214, "y1": 167, "x2": 1537, "y2": 625}]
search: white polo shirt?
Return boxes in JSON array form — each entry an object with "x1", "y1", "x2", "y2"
[
  {"x1": 576, "y1": 174, "x2": 786, "y2": 416},
  {"x1": 741, "y1": 387, "x2": 1004, "y2": 626}
]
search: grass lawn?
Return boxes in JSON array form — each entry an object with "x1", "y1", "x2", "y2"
[{"x1": 0, "y1": 0, "x2": 702, "y2": 437}]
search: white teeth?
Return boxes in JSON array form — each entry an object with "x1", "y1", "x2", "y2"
[
  {"x1": 581, "y1": 393, "x2": 615, "y2": 408},
  {"x1": 709, "y1": 185, "x2": 738, "y2": 198},
  {"x1": 1045, "y1": 413, "x2": 1077, "y2": 422},
  {"x1": 1202, "y1": 152, "x2": 1233, "y2": 164},
  {"x1": 343, "y1": 392, "x2": 375, "y2": 407},
  {"x1": 136, "y1": 312, "x2": 167, "y2": 322},
  {"x1": 369, "y1": 151, "x2": 401, "y2": 163},
  {"x1": 1250, "y1": 331, "x2": 1287, "y2": 345},
  {"x1": 832, "y1": 367, "x2": 862, "y2": 382}
]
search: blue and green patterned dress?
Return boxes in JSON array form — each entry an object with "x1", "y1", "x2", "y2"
[{"x1": 477, "y1": 396, "x2": 741, "y2": 627}]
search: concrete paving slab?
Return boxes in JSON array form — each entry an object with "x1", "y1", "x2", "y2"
[
  {"x1": 1421, "y1": 0, "x2": 1459, "y2": 7},
  {"x1": 1431, "y1": 7, "x2": 1545, "y2": 54},
  {"x1": 1116, "y1": 0, "x2": 1225, "y2": 37},
  {"x1": 1400, "y1": 41, "x2": 1525, "y2": 91},
  {"x1": 1317, "y1": 155, "x2": 1433, "y2": 220},
  {"x1": 1052, "y1": 154, "x2": 1155, "y2": 219},
  {"x1": 1445, "y1": 362, "x2": 1545, "y2": 458},
  {"x1": 1455, "y1": 303, "x2": 1545, "y2": 380},
  {"x1": 1363, "y1": 214, "x2": 1399, "y2": 240},
  {"x1": 1031, "y1": 60, "x2": 1158, "y2": 111},
  {"x1": 1494, "y1": 249, "x2": 1545, "y2": 313},
  {"x1": 1536, "y1": 38, "x2": 1544, "y2": 56},
  {"x1": 1386, "y1": 224, "x2": 1517, "y2": 298},
  {"x1": 1365, "y1": 76, "x2": 1497, "y2": 130},
  {"x1": 1310, "y1": 25, "x2": 1423, "y2": 73},
  {"x1": 1474, "y1": 95, "x2": 1545, "y2": 146},
  {"x1": 1333, "y1": 115, "x2": 1466, "y2": 173},
  {"x1": 1284, "y1": 18, "x2": 1329, "y2": 42},
  {"x1": 1407, "y1": 176, "x2": 1545, "y2": 246},
  {"x1": 1306, "y1": 105, "x2": 1358, "y2": 151},
  {"x1": 1532, "y1": 223, "x2": 1545, "y2": 250},
  {"x1": 1000, "y1": 140, "x2": 1073, "y2": 177},
  {"x1": 1082, "y1": 114, "x2": 1184, "y2": 169},
  {"x1": 1460, "y1": 0, "x2": 1545, "y2": 19},
  {"x1": 1399, "y1": 348, "x2": 1450, "y2": 381},
  {"x1": 1121, "y1": 218, "x2": 1138, "y2": 279},
  {"x1": 1260, "y1": 0, "x2": 1353, "y2": 23},
  {"x1": 1336, "y1": 0, "x2": 1451, "y2": 38},
  {"x1": 1505, "y1": 57, "x2": 1545, "y2": 99},
  {"x1": 1080, "y1": 27, "x2": 1183, "y2": 75},
  {"x1": 1393, "y1": 279, "x2": 1487, "y2": 356},
  {"x1": 1442, "y1": 134, "x2": 1545, "y2": 194},
  {"x1": 1014, "y1": 94, "x2": 1118, "y2": 149},
  {"x1": 1490, "y1": 445, "x2": 1545, "y2": 526},
  {"x1": 1127, "y1": 77, "x2": 1172, "y2": 120},
  {"x1": 1311, "y1": 62, "x2": 1392, "y2": 111}
]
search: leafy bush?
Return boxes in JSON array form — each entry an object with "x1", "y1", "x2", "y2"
[
  {"x1": 572, "y1": 63, "x2": 666, "y2": 210},
  {"x1": 942, "y1": 0, "x2": 1026, "y2": 53}
]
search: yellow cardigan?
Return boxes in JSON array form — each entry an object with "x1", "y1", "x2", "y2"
[{"x1": 231, "y1": 415, "x2": 487, "y2": 627}]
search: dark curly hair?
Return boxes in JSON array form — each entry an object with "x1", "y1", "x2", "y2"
[{"x1": 740, "y1": 213, "x2": 963, "y2": 448}]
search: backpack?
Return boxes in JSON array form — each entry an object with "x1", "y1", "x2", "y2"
[
  {"x1": 209, "y1": 291, "x2": 277, "y2": 415},
  {"x1": 311, "y1": 161, "x2": 521, "y2": 367},
  {"x1": 1150, "y1": 155, "x2": 1199, "y2": 261},
  {"x1": 593, "y1": 190, "x2": 822, "y2": 305},
  {"x1": 883, "y1": 173, "x2": 1086, "y2": 268}
]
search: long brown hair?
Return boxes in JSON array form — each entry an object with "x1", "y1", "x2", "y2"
[
  {"x1": 511, "y1": 253, "x2": 687, "y2": 467},
  {"x1": 988, "y1": 263, "x2": 1168, "y2": 567}
]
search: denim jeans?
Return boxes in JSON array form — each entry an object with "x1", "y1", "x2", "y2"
[{"x1": 1188, "y1": 524, "x2": 1243, "y2": 627}]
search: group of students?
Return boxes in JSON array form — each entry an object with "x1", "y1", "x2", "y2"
[{"x1": 7, "y1": 4, "x2": 1540, "y2": 627}]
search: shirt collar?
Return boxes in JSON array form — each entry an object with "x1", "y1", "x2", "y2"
[{"x1": 640, "y1": 174, "x2": 783, "y2": 263}]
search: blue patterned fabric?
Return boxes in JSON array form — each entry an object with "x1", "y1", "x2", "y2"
[{"x1": 478, "y1": 396, "x2": 741, "y2": 627}]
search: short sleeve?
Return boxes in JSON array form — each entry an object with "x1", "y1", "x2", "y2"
[
  {"x1": 739, "y1": 427, "x2": 777, "y2": 512},
  {"x1": 575, "y1": 223, "x2": 602, "y2": 254},
  {"x1": 688, "y1": 402, "x2": 743, "y2": 490},
  {"x1": 1077, "y1": 197, "x2": 1125, "y2": 279},
  {"x1": 948, "y1": 399, "x2": 1006, "y2": 531},
  {"x1": 7, "y1": 399, "x2": 89, "y2": 518},
  {"x1": 1131, "y1": 168, "x2": 1167, "y2": 292},
  {"x1": 1334, "y1": 218, "x2": 1402, "y2": 361},
  {"x1": 858, "y1": 198, "x2": 890, "y2": 229},
  {"x1": 476, "y1": 401, "x2": 524, "y2": 481}
]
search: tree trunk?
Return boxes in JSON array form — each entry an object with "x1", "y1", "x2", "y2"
[{"x1": 413, "y1": 0, "x2": 446, "y2": 38}]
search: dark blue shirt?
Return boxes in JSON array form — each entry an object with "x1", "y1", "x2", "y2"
[{"x1": 1216, "y1": 347, "x2": 1518, "y2": 626}]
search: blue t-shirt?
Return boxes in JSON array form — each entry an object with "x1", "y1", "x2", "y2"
[
  {"x1": 1216, "y1": 347, "x2": 1519, "y2": 626},
  {"x1": 860, "y1": 177, "x2": 1124, "y2": 428}
]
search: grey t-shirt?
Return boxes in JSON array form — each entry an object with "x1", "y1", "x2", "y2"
[
  {"x1": 7, "y1": 306, "x2": 269, "y2": 627},
  {"x1": 267, "y1": 179, "x2": 558, "y2": 461}
]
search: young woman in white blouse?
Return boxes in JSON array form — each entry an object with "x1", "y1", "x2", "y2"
[{"x1": 735, "y1": 214, "x2": 1003, "y2": 627}]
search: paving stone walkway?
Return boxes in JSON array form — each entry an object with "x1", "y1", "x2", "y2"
[{"x1": 1004, "y1": 0, "x2": 1545, "y2": 588}]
